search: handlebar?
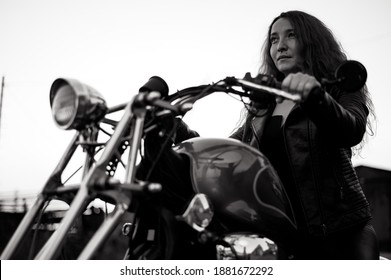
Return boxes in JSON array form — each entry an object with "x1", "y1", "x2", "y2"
[
  {"x1": 143, "y1": 74, "x2": 302, "y2": 117},
  {"x1": 235, "y1": 78, "x2": 302, "y2": 102},
  {"x1": 146, "y1": 59, "x2": 368, "y2": 115}
]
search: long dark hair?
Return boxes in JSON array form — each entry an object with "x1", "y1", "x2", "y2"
[
  {"x1": 256, "y1": 10, "x2": 375, "y2": 150},
  {"x1": 260, "y1": 11, "x2": 347, "y2": 81}
]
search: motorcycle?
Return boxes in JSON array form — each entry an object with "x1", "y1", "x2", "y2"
[{"x1": 0, "y1": 61, "x2": 367, "y2": 260}]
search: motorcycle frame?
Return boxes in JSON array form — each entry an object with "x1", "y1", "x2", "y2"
[
  {"x1": 1, "y1": 96, "x2": 148, "y2": 260},
  {"x1": 1, "y1": 77, "x2": 302, "y2": 260}
]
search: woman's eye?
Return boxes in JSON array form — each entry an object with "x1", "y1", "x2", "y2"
[
  {"x1": 288, "y1": 32, "x2": 296, "y2": 38},
  {"x1": 270, "y1": 37, "x2": 278, "y2": 44}
]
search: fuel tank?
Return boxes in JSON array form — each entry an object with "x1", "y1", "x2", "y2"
[{"x1": 175, "y1": 137, "x2": 297, "y2": 243}]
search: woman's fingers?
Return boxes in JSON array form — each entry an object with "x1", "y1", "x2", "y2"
[{"x1": 281, "y1": 73, "x2": 321, "y2": 101}]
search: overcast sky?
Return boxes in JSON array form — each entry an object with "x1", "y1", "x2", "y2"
[{"x1": 1, "y1": 0, "x2": 390, "y2": 200}]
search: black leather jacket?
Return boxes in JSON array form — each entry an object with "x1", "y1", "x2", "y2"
[{"x1": 230, "y1": 86, "x2": 372, "y2": 236}]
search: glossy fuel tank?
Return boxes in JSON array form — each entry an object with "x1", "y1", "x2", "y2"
[{"x1": 175, "y1": 138, "x2": 297, "y2": 242}]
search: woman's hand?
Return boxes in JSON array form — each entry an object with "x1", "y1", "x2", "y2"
[{"x1": 281, "y1": 72, "x2": 321, "y2": 102}]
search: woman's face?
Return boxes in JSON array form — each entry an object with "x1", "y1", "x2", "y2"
[{"x1": 269, "y1": 18, "x2": 304, "y2": 76}]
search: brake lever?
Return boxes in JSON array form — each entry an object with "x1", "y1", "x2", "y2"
[
  {"x1": 223, "y1": 74, "x2": 301, "y2": 103},
  {"x1": 237, "y1": 79, "x2": 302, "y2": 102}
]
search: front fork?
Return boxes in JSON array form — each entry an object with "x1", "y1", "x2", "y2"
[
  {"x1": 1, "y1": 95, "x2": 148, "y2": 260},
  {"x1": 36, "y1": 101, "x2": 145, "y2": 260}
]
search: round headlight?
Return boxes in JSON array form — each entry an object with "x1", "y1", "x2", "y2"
[
  {"x1": 51, "y1": 84, "x2": 77, "y2": 128},
  {"x1": 50, "y1": 78, "x2": 107, "y2": 130}
]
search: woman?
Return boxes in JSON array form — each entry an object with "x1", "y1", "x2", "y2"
[{"x1": 230, "y1": 10, "x2": 378, "y2": 259}]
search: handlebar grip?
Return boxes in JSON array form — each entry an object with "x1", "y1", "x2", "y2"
[
  {"x1": 306, "y1": 86, "x2": 326, "y2": 105},
  {"x1": 139, "y1": 76, "x2": 169, "y2": 97}
]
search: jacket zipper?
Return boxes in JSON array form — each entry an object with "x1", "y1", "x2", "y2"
[
  {"x1": 306, "y1": 120, "x2": 328, "y2": 236},
  {"x1": 282, "y1": 107, "x2": 328, "y2": 236},
  {"x1": 280, "y1": 107, "x2": 305, "y2": 228}
]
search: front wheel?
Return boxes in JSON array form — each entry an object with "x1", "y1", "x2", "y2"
[
  {"x1": 126, "y1": 205, "x2": 217, "y2": 260},
  {"x1": 127, "y1": 206, "x2": 177, "y2": 260}
]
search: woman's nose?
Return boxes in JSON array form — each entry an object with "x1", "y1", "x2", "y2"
[{"x1": 277, "y1": 38, "x2": 287, "y2": 51}]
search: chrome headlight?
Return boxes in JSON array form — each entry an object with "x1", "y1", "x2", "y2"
[{"x1": 49, "y1": 78, "x2": 107, "y2": 130}]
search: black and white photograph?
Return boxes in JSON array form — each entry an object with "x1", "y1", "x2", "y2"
[{"x1": 1, "y1": 0, "x2": 390, "y2": 278}]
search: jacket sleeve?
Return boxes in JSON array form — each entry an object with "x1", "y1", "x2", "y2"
[
  {"x1": 173, "y1": 118, "x2": 200, "y2": 144},
  {"x1": 229, "y1": 125, "x2": 245, "y2": 141},
  {"x1": 300, "y1": 87, "x2": 369, "y2": 147}
]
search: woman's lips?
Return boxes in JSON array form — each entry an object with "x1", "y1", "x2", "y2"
[{"x1": 278, "y1": 56, "x2": 291, "y2": 61}]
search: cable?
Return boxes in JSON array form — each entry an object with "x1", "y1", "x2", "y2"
[
  {"x1": 28, "y1": 198, "x2": 52, "y2": 259},
  {"x1": 144, "y1": 120, "x2": 179, "y2": 182}
]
